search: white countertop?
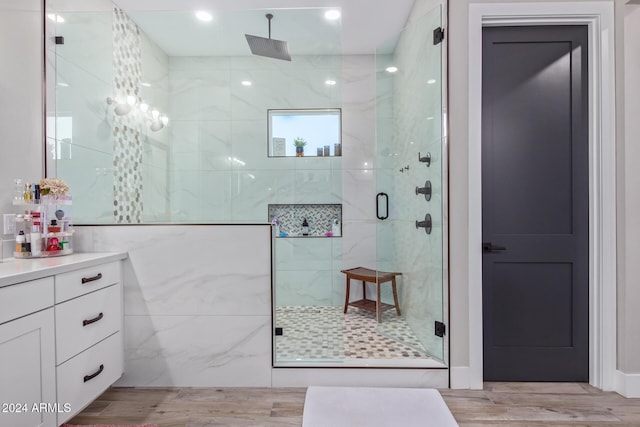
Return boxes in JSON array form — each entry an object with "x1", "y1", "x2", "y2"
[{"x1": 0, "y1": 252, "x2": 128, "y2": 288}]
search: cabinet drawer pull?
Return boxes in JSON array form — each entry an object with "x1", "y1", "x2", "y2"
[
  {"x1": 82, "y1": 312, "x2": 104, "y2": 327},
  {"x1": 83, "y1": 364, "x2": 104, "y2": 383},
  {"x1": 81, "y1": 273, "x2": 103, "y2": 284}
]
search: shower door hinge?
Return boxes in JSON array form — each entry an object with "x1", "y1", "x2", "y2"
[
  {"x1": 434, "y1": 321, "x2": 446, "y2": 337},
  {"x1": 433, "y1": 27, "x2": 445, "y2": 45},
  {"x1": 55, "y1": 36, "x2": 65, "y2": 45},
  {"x1": 275, "y1": 327, "x2": 283, "y2": 336}
]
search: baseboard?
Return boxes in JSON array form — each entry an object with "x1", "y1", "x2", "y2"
[
  {"x1": 450, "y1": 367, "x2": 470, "y2": 389},
  {"x1": 615, "y1": 370, "x2": 640, "y2": 398},
  {"x1": 272, "y1": 368, "x2": 449, "y2": 388}
]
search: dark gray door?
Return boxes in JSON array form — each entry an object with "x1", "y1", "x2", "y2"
[{"x1": 482, "y1": 26, "x2": 589, "y2": 381}]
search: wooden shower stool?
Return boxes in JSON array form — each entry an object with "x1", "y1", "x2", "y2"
[{"x1": 341, "y1": 267, "x2": 402, "y2": 322}]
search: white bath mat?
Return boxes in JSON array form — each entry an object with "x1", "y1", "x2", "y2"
[{"x1": 302, "y1": 386, "x2": 459, "y2": 427}]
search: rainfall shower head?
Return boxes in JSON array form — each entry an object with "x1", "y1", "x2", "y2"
[{"x1": 245, "y1": 13, "x2": 291, "y2": 61}]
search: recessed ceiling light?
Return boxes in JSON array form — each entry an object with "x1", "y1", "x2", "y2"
[
  {"x1": 325, "y1": 79, "x2": 337, "y2": 86},
  {"x1": 241, "y1": 80, "x2": 252, "y2": 86},
  {"x1": 386, "y1": 66, "x2": 398, "y2": 73},
  {"x1": 427, "y1": 79, "x2": 436, "y2": 84},
  {"x1": 195, "y1": 11, "x2": 213, "y2": 22},
  {"x1": 324, "y1": 10, "x2": 341, "y2": 20},
  {"x1": 47, "y1": 14, "x2": 64, "y2": 23}
]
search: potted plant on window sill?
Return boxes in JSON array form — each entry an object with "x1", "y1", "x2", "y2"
[{"x1": 294, "y1": 137, "x2": 307, "y2": 157}]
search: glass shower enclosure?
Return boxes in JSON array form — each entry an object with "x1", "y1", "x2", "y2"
[
  {"x1": 374, "y1": 4, "x2": 447, "y2": 364},
  {"x1": 273, "y1": 3, "x2": 447, "y2": 367}
]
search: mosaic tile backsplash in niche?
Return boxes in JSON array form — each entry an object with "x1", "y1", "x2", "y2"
[{"x1": 268, "y1": 204, "x2": 342, "y2": 237}]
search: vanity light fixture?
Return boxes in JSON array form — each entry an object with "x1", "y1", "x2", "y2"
[
  {"x1": 195, "y1": 11, "x2": 213, "y2": 22},
  {"x1": 325, "y1": 79, "x2": 337, "y2": 86},
  {"x1": 150, "y1": 116, "x2": 168, "y2": 132},
  {"x1": 386, "y1": 66, "x2": 398, "y2": 73},
  {"x1": 324, "y1": 10, "x2": 341, "y2": 20},
  {"x1": 149, "y1": 110, "x2": 169, "y2": 131},
  {"x1": 106, "y1": 96, "x2": 168, "y2": 131},
  {"x1": 106, "y1": 95, "x2": 136, "y2": 116},
  {"x1": 47, "y1": 14, "x2": 64, "y2": 23}
]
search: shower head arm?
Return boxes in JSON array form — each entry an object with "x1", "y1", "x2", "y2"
[{"x1": 266, "y1": 13, "x2": 273, "y2": 39}]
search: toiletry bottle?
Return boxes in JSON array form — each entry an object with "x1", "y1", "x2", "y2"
[
  {"x1": 16, "y1": 231, "x2": 26, "y2": 253},
  {"x1": 332, "y1": 218, "x2": 341, "y2": 237},
  {"x1": 271, "y1": 214, "x2": 280, "y2": 237},
  {"x1": 13, "y1": 178, "x2": 23, "y2": 201},
  {"x1": 31, "y1": 221, "x2": 42, "y2": 256},
  {"x1": 302, "y1": 218, "x2": 309, "y2": 236},
  {"x1": 23, "y1": 182, "x2": 31, "y2": 201},
  {"x1": 49, "y1": 219, "x2": 60, "y2": 233}
]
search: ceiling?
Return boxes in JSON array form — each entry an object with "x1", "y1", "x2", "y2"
[{"x1": 108, "y1": 0, "x2": 416, "y2": 56}]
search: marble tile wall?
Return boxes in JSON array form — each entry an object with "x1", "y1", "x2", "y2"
[
  {"x1": 139, "y1": 30, "x2": 170, "y2": 222},
  {"x1": 382, "y1": 3, "x2": 446, "y2": 361},
  {"x1": 75, "y1": 225, "x2": 272, "y2": 386},
  {"x1": 168, "y1": 54, "x2": 376, "y2": 307},
  {"x1": 52, "y1": 10, "x2": 114, "y2": 223},
  {"x1": 52, "y1": 9, "x2": 170, "y2": 224},
  {"x1": 167, "y1": 55, "x2": 344, "y2": 223}
]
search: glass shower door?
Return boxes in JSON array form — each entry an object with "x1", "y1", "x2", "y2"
[{"x1": 374, "y1": 5, "x2": 447, "y2": 363}]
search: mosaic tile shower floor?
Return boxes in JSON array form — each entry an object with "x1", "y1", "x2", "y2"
[{"x1": 275, "y1": 306, "x2": 429, "y2": 361}]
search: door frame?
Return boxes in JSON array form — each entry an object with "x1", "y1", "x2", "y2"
[{"x1": 465, "y1": 2, "x2": 616, "y2": 390}]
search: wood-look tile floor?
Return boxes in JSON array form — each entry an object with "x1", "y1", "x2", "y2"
[{"x1": 66, "y1": 382, "x2": 640, "y2": 427}]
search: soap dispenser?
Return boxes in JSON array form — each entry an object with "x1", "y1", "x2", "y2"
[{"x1": 302, "y1": 218, "x2": 309, "y2": 236}]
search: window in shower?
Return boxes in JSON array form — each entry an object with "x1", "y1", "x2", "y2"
[{"x1": 268, "y1": 109, "x2": 342, "y2": 157}]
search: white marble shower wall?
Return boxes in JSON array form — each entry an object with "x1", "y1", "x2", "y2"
[
  {"x1": 53, "y1": 11, "x2": 115, "y2": 223},
  {"x1": 390, "y1": 4, "x2": 445, "y2": 360},
  {"x1": 75, "y1": 225, "x2": 272, "y2": 386},
  {"x1": 140, "y1": 30, "x2": 170, "y2": 222},
  {"x1": 52, "y1": 9, "x2": 170, "y2": 223},
  {"x1": 168, "y1": 55, "x2": 344, "y2": 222},
  {"x1": 168, "y1": 54, "x2": 377, "y2": 307}
]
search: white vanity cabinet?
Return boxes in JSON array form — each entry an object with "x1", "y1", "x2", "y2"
[
  {"x1": 0, "y1": 278, "x2": 56, "y2": 427},
  {"x1": 0, "y1": 253, "x2": 126, "y2": 427},
  {"x1": 54, "y1": 261, "x2": 124, "y2": 425}
]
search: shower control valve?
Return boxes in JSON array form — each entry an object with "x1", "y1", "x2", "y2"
[
  {"x1": 418, "y1": 152, "x2": 431, "y2": 166},
  {"x1": 415, "y1": 180, "x2": 432, "y2": 201},
  {"x1": 415, "y1": 213, "x2": 432, "y2": 235}
]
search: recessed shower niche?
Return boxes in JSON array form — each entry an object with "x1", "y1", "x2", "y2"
[{"x1": 268, "y1": 204, "x2": 342, "y2": 238}]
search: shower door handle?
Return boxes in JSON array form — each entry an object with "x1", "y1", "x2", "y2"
[{"x1": 376, "y1": 192, "x2": 389, "y2": 220}]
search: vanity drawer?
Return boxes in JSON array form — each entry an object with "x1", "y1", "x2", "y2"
[
  {"x1": 0, "y1": 277, "x2": 54, "y2": 325},
  {"x1": 55, "y1": 284, "x2": 122, "y2": 364},
  {"x1": 57, "y1": 331, "x2": 123, "y2": 425},
  {"x1": 55, "y1": 261, "x2": 121, "y2": 303}
]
